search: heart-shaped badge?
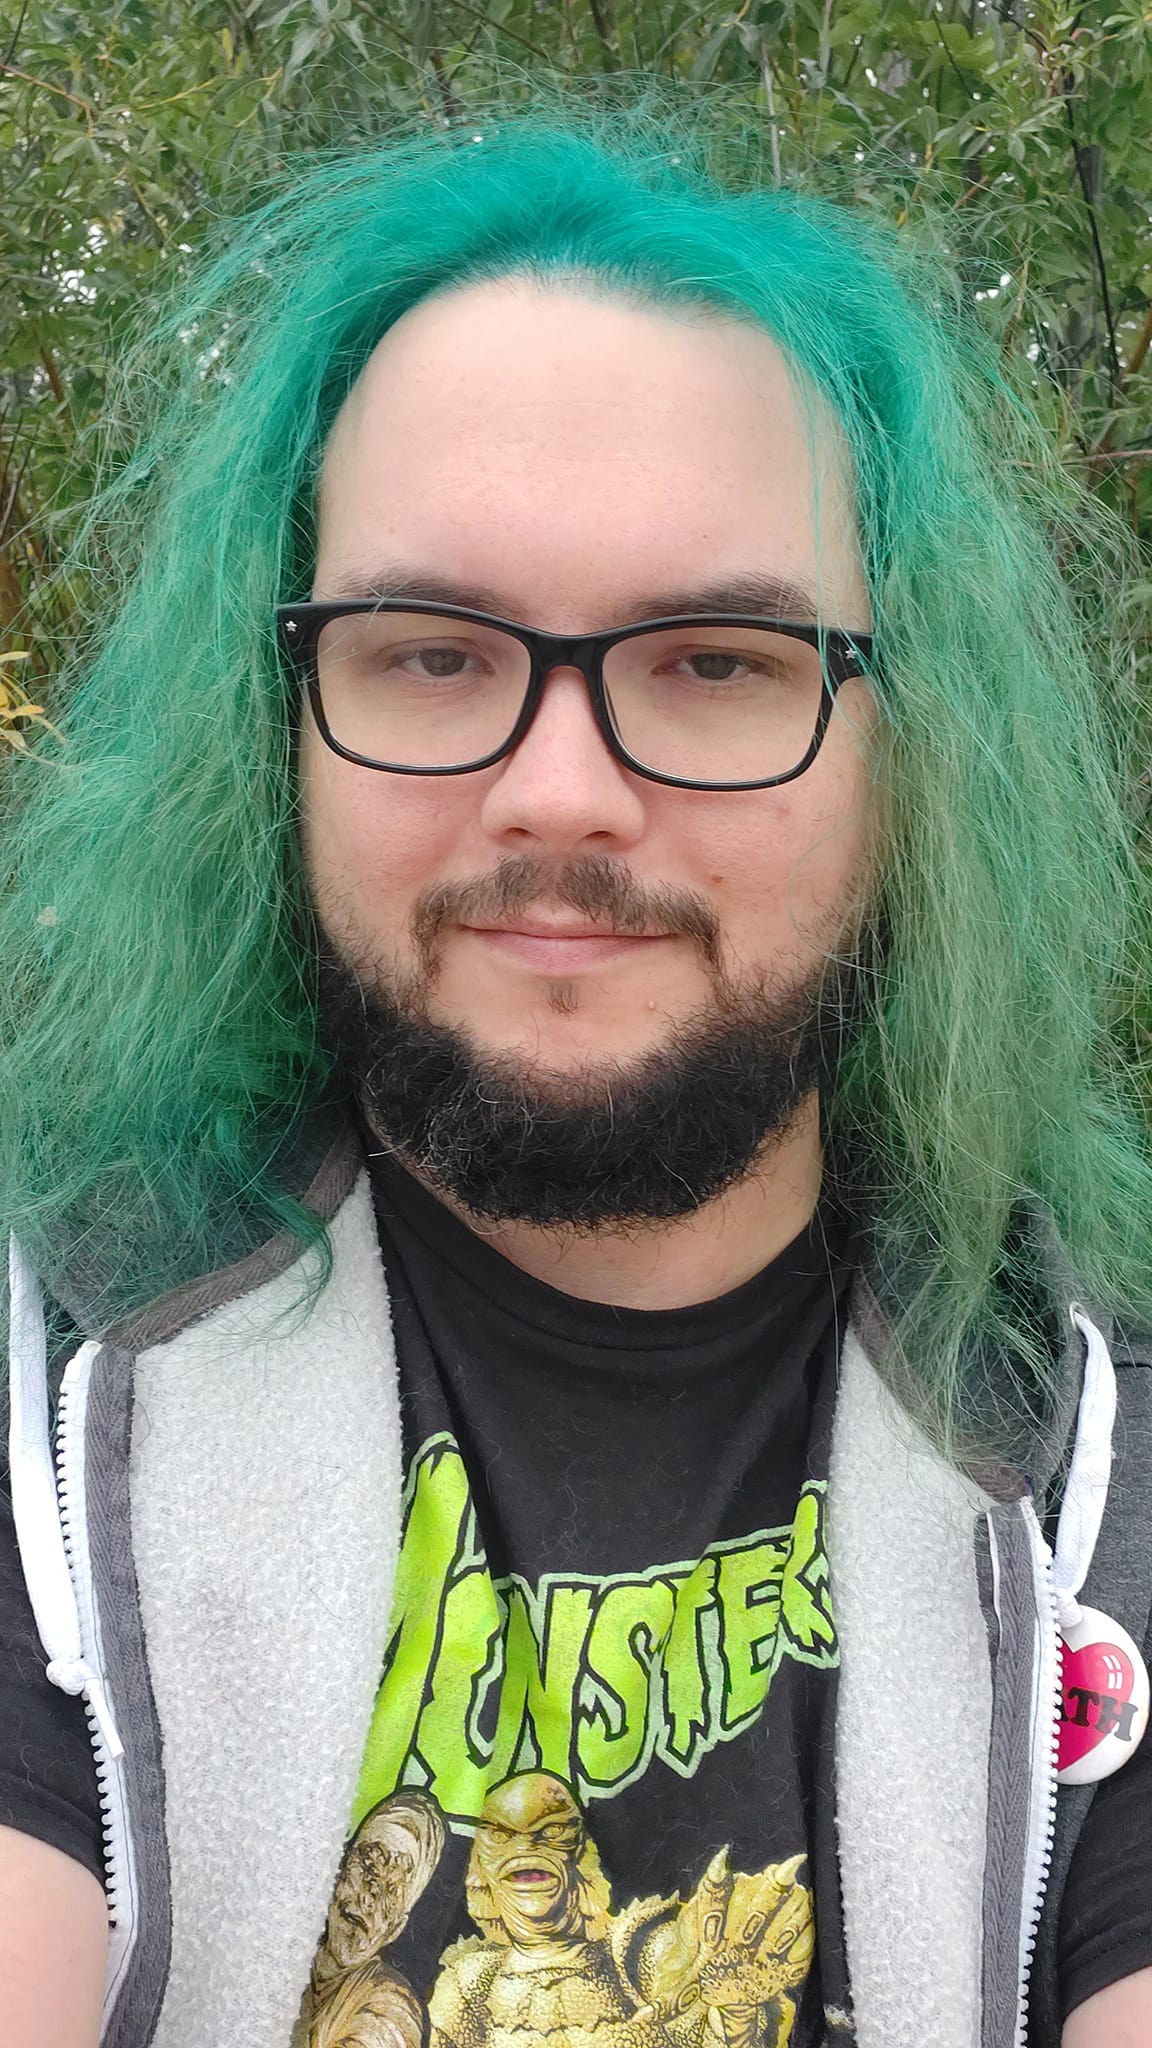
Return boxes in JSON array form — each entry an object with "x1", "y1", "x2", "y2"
[{"x1": 1057, "y1": 1605, "x2": 1151, "y2": 1786}]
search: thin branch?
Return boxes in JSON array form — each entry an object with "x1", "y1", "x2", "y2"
[
  {"x1": 932, "y1": 15, "x2": 971, "y2": 93},
  {"x1": 135, "y1": 73, "x2": 276, "y2": 112},
  {"x1": 0, "y1": 63, "x2": 93, "y2": 118},
  {"x1": 39, "y1": 349, "x2": 65, "y2": 406},
  {"x1": 444, "y1": 10, "x2": 489, "y2": 86},
  {"x1": 1090, "y1": 447, "x2": 1152, "y2": 463},
  {"x1": 126, "y1": 174, "x2": 167, "y2": 244},
  {"x1": 818, "y1": 0, "x2": 833, "y2": 82},
  {"x1": 759, "y1": 41, "x2": 782, "y2": 188},
  {"x1": 428, "y1": 47, "x2": 464, "y2": 125},
  {"x1": 0, "y1": 403, "x2": 28, "y2": 492},
  {"x1": 1017, "y1": 447, "x2": 1152, "y2": 469},
  {"x1": 1000, "y1": 251, "x2": 1030, "y2": 357},
  {"x1": 1061, "y1": 79, "x2": 1120, "y2": 390},
  {"x1": 1124, "y1": 301, "x2": 1152, "y2": 382},
  {"x1": 0, "y1": 451, "x2": 33, "y2": 554},
  {"x1": 1, "y1": 0, "x2": 29, "y2": 78},
  {"x1": 955, "y1": 172, "x2": 991, "y2": 206},
  {"x1": 442, "y1": 0, "x2": 553, "y2": 62},
  {"x1": 586, "y1": 0, "x2": 619, "y2": 70},
  {"x1": 839, "y1": 37, "x2": 863, "y2": 92}
]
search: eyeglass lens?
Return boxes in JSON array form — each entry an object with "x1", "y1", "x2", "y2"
[{"x1": 313, "y1": 611, "x2": 836, "y2": 782}]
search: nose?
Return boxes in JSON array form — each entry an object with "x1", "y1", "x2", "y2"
[{"x1": 478, "y1": 665, "x2": 648, "y2": 854}]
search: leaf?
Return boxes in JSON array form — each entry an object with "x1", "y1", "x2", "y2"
[
  {"x1": 690, "y1": 21, "x2": 734, "y2": 84},
  {"x1": 220, "y1": 24, "x2": 233, "y2": 63},
  {"x1": 283, "y1": 21, "x2": 321, "y2": 80}
]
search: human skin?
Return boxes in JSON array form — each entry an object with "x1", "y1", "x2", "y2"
[
  {"x1": 302, "y1": 280, "x2": 877, "y2": 1309},
  {"x1": 0, "y1": 1823, "x2": 107, "y2": 2046}
]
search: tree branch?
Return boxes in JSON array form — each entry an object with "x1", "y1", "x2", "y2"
[
  {"x1": 443, "y1": 0, "x2": 553, "y2": 63},
  {"x1": 1124, "y1": 301, "x2": 1152, "y2": 383},
  {"x1": 39, "y1": 349, "x2": 65, "y2": 407},
  {"x1": 1061, "y1": 78, "x2": 1120, "y2": 390},
  {"x1": 0, "y1": 62, "x2": 93, "y2": 118},
  {"x1": 586, "y1": 0, "x2": 618, "y2": 70}
]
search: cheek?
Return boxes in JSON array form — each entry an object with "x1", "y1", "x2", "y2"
[
  {"x1": 677, "y1": 753, "x2": 874, "y2": 960},
  {"x1": 300, "y1": 727, "x2": 467, "y2": 949}
]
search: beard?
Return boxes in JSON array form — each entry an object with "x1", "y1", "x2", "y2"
[{"x1": 315, "y1": 854, "x2": 865, "y2": 1230}]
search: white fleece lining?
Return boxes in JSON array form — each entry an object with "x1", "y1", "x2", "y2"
[
  {"x1": 130, "y1": 1174, "x2": 403, "y2": 2048},
  {"x1": 828, "y1": 1329, "x2": 992, "y2": 2048}
]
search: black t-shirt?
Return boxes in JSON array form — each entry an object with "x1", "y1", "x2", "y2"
[
  {"x1": 342, "y1": 1152, "x2": 854, "y2": 2048},
  {"x1": 0, "y1": 1160, "x2": 1148, "y2": 2036}
]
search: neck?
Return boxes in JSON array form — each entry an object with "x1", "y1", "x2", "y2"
[{"x1": 421, "y1": 1095, "x2": 824, "y2": 1310}]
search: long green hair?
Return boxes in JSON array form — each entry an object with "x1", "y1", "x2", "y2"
[{"x1": 2, "y1": 108, "x2": 1149, "y2": 1450}]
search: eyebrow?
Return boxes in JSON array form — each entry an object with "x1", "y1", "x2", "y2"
[{"x1": 319, "y1": 565, "x2": 825, "y2": 626}]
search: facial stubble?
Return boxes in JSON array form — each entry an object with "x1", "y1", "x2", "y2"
[{"x1": 316, "y1": 854, "x2": 864, "y2": 1230}]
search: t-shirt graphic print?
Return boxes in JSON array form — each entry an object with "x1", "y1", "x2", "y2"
[
  {"x1": 306, "y1": 1781, "x2": 812, "y2": 2048},
  {"x1": 300, "y1": 1425, "x2": 833, "y2": 2048},
  {"x1": 291, "y1": 1149, "x2": 857, "y2": 2048}
]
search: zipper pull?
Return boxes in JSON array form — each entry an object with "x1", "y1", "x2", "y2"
[{"x1": 45, "y1": 1656, "x2": 125, "y2": 1763}]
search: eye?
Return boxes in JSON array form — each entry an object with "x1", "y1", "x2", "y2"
[
  {"x1": 682, "y1": 652, "x2": 745, "y2": 683},
  {"x1": 394, "y1": 642, "x2": 484, "y2": 680},
  {"x1": 538, "y1": 1822, "x2": 576, "y2": 1844},
  {"x1": 653, "y1": 644, "x2": 791, "y2": 687}
]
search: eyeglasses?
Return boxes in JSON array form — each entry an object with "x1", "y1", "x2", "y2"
[{"x1": 276, "y1": 599, "x2": 875, "y2": 794}]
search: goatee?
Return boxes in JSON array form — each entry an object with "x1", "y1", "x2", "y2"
[{"x1": 315, "y1": 856, "x2": 863, "y2": 1230}]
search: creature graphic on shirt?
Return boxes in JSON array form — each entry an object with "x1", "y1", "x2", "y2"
[
  {"x1": 304, "y1": 1775, "x2": 813, "y2": 2048},
  {"x1": 432, "y1": 1772, "x2": 812, "y2": 2048},
  {"x1": 302, "y1": 1790, "x2": 444, "y2": 2048}
]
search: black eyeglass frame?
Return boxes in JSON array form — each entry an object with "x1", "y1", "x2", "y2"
[{"x1": 276, "y1": 598, "x2": 875, "y2": 794}]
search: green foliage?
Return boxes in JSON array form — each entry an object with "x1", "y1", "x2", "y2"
[{"x1": 1, "y1": 0, "x2": 1150, "y2": 686}]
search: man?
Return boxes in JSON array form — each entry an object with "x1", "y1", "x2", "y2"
[{"x1": 0, "y1": 117, "x2": 1150, "y2": 2048}]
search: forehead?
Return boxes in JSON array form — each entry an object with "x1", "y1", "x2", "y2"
[{"x1": 315, "y1": 278, "x2": 868, "y2": 630}]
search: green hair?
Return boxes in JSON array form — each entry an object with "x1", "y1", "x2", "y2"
[{"x1": 2, "y1": 107, "x2": 1149, "y2": 1452}]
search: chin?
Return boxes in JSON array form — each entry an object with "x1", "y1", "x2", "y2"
[
  {"x1": 449, "y1": 1011, "x2": 676, "y2": 1080},
  {"x1": 431, "y1": 958, "x2": 701, "y2": 1048}
]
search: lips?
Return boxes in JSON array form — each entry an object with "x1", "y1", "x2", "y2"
[
  {"x1": 498, "y1": 1855, "x2": 561, "y2": 1891},
  {"x1": 463, "y1": 920, "x2": 667, "y2": 972},
  {"x1": 467, "y1": 919, "x2": 656, "y2": 942}
]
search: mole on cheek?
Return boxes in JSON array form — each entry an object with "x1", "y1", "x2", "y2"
[{"x1": 709, "y1": 874, "x2": 725, "y2": 887}]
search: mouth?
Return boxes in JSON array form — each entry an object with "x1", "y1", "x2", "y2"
[
  {"x1": 462, "y1": 919, "x2": 670, "y2": 974},
  {"x1": 501, "y1": 1857, "x2": 561, "y2": 1894}
]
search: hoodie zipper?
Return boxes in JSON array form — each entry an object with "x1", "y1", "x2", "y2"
[
  {"x1": 6, "y1": 1236, "x2": 139, "y2": 2033},
  {"x1": 1009, "y1": 1306, "x2": 1119, "y2": 2046},
  {"x1": 1012, "y1": 1493, "x2": 1062, "y2": 2048},
  {"x1": 55, "y1": 1341, "x2": 140, "y2": 2023}
]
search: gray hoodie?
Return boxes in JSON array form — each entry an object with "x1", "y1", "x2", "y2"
[{"x1": 6, "y1": 1123, "x2": 1152, "y2": 2048}]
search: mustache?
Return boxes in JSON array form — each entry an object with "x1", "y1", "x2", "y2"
[{"x1": 410, "y1": 855, "x2": 721, "y2": 970}]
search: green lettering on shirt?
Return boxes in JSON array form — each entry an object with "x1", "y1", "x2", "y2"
[{"x1": 352, "y1": 1431, "x2": 837, "y2": 1831}]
